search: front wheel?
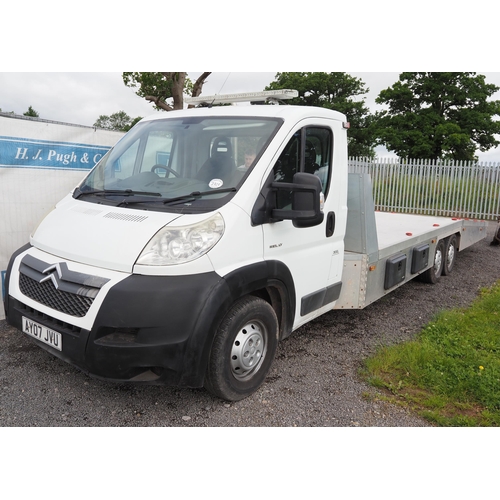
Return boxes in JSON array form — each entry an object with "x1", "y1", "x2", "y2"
[
  {"x1": 420, "y1": 239, "x2": 445, "y2": 284},
  {"x1": 204, "y1": 296, "x2": 279, "y2": 401}
]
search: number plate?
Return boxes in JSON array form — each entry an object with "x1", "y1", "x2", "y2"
[{"x1": 22, "y1": 317, "x2": 62, "y2": 351}]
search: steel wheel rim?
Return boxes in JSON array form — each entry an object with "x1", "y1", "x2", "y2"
[
  {"x1": 434, "y1": 247, "x2": 443, "y2": 273},
  {"x1": 447, "y1": 243, "x2": 455, "y2": 268},
  {"x1": 231, "y1": 321, "x2": 267, "y2": 380}
]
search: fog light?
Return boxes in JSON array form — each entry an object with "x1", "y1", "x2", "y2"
[{"x1": 95, "y1": 328, "x2": 139, "y2": 345}]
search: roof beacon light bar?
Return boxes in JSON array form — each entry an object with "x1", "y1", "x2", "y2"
[{"x1": 184, "y1": 89, "x2": 299, "y2": 105}]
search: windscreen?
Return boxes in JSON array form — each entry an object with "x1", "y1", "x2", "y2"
[{"x1": 75, "y1": 115, "x2": 282, "y2": 212}]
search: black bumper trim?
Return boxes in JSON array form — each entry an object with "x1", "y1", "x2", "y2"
[{"x1": 6, "y1": 256, "x2": 296, "y2": 388}]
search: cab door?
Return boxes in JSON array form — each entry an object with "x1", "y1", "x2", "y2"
[{"x1": 261, "y1": 120, "x2": 346, "y2": 329}]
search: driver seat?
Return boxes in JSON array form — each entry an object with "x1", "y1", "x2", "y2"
[{"x1": 196, "y1": 137, "x2": 235, "y2": 184}]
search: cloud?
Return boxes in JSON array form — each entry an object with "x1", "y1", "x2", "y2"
[{"x1": 2, "y1": 71, "x2": 500, "y2": 161}]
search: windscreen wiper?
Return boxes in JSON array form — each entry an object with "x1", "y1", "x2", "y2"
[
  {"x1": 162, "y1": 187, "x2": 237, "y2": 205},
  {"x1": 74, "y1": 188, "x2": 162, "y2": 199},
  {"x1": 76, "y1": 187, "x2": 238, "y2": 207}
]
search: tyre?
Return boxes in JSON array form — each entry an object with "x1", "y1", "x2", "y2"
[
  {"x1": 204, "y1": 296, "x2": 279, "y2": 401},
  {"x1": 420, "y1": 239, "x2": 445, "y2": 284},
  {"x1": 491, "y1": 224, "x2": 500, "y2": 246},
  {"x1": 442, "y1": 234, "x2": 458, "y2": 276}
]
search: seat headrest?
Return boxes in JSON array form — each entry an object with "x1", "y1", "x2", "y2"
[{"x1": 212, "y1": 137, "x2": 233, "y2": 157}]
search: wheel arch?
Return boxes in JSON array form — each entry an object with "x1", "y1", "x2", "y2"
[
  {"x1": 185, "y1": 260, "x2": 296, "y2": 388},
  {"x1": 222, "y1": 260, "x2": 296, "y2": 341}
]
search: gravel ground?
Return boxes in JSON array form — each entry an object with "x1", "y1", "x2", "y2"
[{"x1": 1, "y1": 222, "x2": 499, "y2": 427}]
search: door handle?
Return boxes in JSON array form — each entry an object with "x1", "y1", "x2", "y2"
[{"x1": 326, "y1": 211, "x2": 335, "y2": 237}]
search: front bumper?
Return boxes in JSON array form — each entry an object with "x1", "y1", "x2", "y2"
[{"x1": 5, "y1": 249, "x2": 232, "y2": 388}]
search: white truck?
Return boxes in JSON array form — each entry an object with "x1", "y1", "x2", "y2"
[{"x1": 3, "y1": 91, "x2": 487, "y2": 401}]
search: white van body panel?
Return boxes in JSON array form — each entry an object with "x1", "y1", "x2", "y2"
[
  {"x1": 258, "y1": 116, "x2": 349, "y2": 329},
  {"x1": 31, "y1": 195, "x2": 182, "y2": 273},
  {"x1": 205, "y1": 203, "x2": 264, "y2": 278}
]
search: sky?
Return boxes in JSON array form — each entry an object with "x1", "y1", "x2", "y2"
[
  {"x1": 2, "y1": 71, "x2": 500, "y2": 162},
  {"x1": 0, "y1": 72, "x2": 403, "y2": 126}
]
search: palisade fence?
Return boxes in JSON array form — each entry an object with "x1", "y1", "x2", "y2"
[{"x1": 348, "y1": 158, "x2": 500, "y2": 221}]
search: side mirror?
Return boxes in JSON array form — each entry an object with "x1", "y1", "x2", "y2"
[
  {"x1": 251, "y1": 172, "x2": 324, "y2": 227},
  {"x1": 272, "y1": 172, "x2": 324, "y2": 227}
]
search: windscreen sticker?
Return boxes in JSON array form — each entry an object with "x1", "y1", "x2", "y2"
[{"x1": 209, "y1": 179, "x2": 223, "y2": 189}]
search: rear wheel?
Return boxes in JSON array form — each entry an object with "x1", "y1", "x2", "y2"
[
  {"x1": 204, "y1": 296, "x2": 279, "y2": 401},
  {"x1": 443, "y1": 234, "x2": 458, "y2": 275},
  {"x1": 420, "y1": 239, "x2": 445, "y2": 284},
  {"x1": 491, "y1": 224, "x2": 500, "y2": 246}
]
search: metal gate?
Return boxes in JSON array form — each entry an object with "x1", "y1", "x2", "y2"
[{"x1": 349, "y1": 158, "x2": 500, "y2": 220}]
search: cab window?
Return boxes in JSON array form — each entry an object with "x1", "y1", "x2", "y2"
[{"x1": 273, "y1": 126, "x2": 333, "y2": 208}]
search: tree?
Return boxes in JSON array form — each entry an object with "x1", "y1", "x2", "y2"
[
  {"x1": 265, "y1": 72, "x2": 377, "y2": 158},
  {"x1": 375, "y1": 72, "x2": 500, "y2": 161},
  {"x1": 24, "y1": 106, "x2": 39, "y2": 117},
  {"x1": 123, "y1": 72, "x2": 211, "y2": 111},
  {"x1": 93, "y1": 111, "x2": 141, "y2": 132}
]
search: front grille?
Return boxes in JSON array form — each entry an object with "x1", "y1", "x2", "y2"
[
  {"x1": 17, "y1": 254, "x2": 110, "y2": 318},
  {"x1": 19, "y1": 273, "x2": 93, "y2": 317}
]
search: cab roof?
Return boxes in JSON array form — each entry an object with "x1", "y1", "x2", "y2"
[{"x1": 139, "y1": 105, "x2": 347, "y2": 124}]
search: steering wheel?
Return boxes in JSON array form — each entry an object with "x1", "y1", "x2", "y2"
[{"x1": 151, "y1": 164, "x2": 180, "y2": 178}]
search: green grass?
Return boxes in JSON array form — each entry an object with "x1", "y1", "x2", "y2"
[{"x1": 361, "y1": 281, "x2": 500, "y2": 426}]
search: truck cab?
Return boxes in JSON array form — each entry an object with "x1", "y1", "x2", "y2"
[{"x1": 4, "y1": 100, "x2": 350, "y2": 401}]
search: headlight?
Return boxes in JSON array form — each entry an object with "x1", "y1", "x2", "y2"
[{"x1": 136, "y1": 213, "x2": 225, "y2": 266}]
